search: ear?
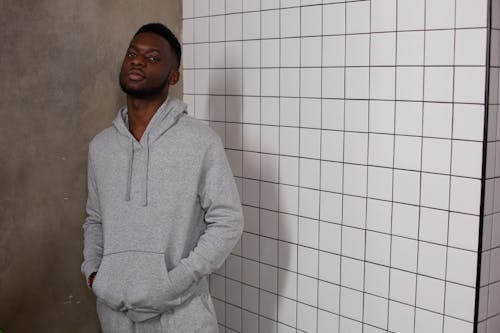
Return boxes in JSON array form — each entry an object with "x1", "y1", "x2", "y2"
[{"x1": 168, "y1": 70, "x2": 180, "y2": 86}]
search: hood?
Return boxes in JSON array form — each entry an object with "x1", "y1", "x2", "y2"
[{"x1": 112, "y1": 96, "x2": 187, "y2": 206}]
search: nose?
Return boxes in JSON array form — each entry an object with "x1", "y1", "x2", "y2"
[{"x1": 131, "y1": 54, "x2": 146, "y2": 67}]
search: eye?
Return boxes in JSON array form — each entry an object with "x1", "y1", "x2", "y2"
[
  {"x1": 127, "y1": 51, "x2": 136, "y2": 58},
  {"x1": 148, "y1": 55, "x2": 160, "y2": 62}
]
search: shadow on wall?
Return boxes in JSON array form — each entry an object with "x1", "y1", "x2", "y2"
[{"x1": 202, "y1": 69, "x2": 288, "y2": 330}]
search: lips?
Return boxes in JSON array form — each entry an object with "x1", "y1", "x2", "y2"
[{"x1": 127, "y1": 69, "x2": 145, "y2": 81}]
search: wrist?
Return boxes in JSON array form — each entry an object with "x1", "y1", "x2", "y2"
[{"x1": 87, "y1": 272, "x2": 97, "y2": 288}]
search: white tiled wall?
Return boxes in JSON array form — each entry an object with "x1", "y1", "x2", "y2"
[
  {"x1": 182, "y1": 0, "x2": 490, "y2": 332},
  {"x1": 478, "y1": 1, "x2": 500, "y2": 332}
]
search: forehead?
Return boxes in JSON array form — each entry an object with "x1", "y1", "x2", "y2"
[{"x1": 129, "y1": 32, "x2": 171, "y2": 53}]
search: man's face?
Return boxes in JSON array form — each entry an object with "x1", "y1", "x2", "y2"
[{"x1": 119, "y1": 32, "x2": 177, "y2": 98}]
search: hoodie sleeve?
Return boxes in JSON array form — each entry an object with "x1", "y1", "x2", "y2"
[
  {"x1": 81, "y1": 150, "x2": 104, "y2": 279},
  {"x1": 168, "y1": 138, "x2": 244, "y2": 295}
]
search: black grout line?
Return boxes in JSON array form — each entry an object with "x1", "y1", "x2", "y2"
[
  {"x1": 361, "y1": 0, "x2": 372, "y2": 331},
  {"x1": 442, "y1": 1, "x2": 458, "y2": 329},
  {"x1": 414, "y1": 0, "x2": 427, "y2": 330},
  {"x1": 338, "y1": 0, "x2": 347, "y2": 331},
  {"x1": 294, "y1": 3, "x2": 302, "y2": 329},
  {"x1": 183, "y1": 91, "x2": 488, "y2": 108},
  {"x1": 475, "y1": 0, "x2": 494, "y2": 331}
]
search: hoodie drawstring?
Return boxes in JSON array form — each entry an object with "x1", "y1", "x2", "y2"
[
  {"x1": 126, "y1": 138, "x2": 134, "y2": 202},
  {"x1": 125, "y1": 135, "x2": 150, "y2": 207},
  {"x1": 142, "y1": 134, "x2": 150, "y2": 207}
]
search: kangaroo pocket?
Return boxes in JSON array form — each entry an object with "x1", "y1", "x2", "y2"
[{"x1": 92, "y1": 251, "x2": 181, "y2": 312}]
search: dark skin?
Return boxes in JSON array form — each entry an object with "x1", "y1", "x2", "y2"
[{"x1": 118, "y1": 32, "x2": 180, "y2": 141}]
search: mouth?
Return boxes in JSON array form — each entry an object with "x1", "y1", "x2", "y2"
[{"x1": 127, "y1": 69, "x2": 145, "y2": 81}]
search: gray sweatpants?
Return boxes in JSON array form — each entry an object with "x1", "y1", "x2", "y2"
[{"x1": 97, "y1": 293, "x2": 219, "y2": 333}]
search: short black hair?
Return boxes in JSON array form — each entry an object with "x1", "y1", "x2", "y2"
[{"x1": 134, "y1": 23, "x2": 182, "y2": 68}]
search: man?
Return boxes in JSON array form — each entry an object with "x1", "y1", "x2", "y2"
[{"x1": 81, "y1": 23, "x2": 243, "y2": 332}]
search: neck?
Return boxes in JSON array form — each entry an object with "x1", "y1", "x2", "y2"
[{"x1": 127, "y1": 92, "x2": 168, "y2": 141}]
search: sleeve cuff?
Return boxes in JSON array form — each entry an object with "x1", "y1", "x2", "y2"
[{"x1": 82, "y1": 260, "x2": 100, "y2": 279}]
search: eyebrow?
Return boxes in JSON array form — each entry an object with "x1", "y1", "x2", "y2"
[{"x1": 128, "y1": 44, "x2": 161, "y2": 53}]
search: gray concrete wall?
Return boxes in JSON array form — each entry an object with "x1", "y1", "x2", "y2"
[{"x1": 0, "y1": 1, "x2": 182, "y2": 332}]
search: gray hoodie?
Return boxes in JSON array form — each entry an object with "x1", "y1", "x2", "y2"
[{"x1": 81, "y1": 97, "x2": 243, "y2": 322}]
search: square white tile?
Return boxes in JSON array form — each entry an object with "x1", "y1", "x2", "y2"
[
  {"x1": 388, "y1": 301, "x2": 415, "y2": 333},
  {"x1": 301, "y1": 4, "x2": 322, "y2": 36},
  {"x1": 398, "y1": 0, "x2": 425, "y2": 30},
  {"x1": 426, "y1": 0, "x2": 455, "y2": 29},
  {"x1": 366, "y1": 230, "x2": 391, "y2": 266},
  {"x1": 280, "y1": 156, "x2": 299, "y2": 185},
  {"x1": 318, "y1": 281, "x2": 340, "y2": 313},
  {"x1": 421, "y1": 173, "x2": 450, "y2": 210},
  {"x1": 341, "y1": 256, "x2": 365, "y2": 290},
  {"x1": 346, "y1": 34, "x2": 370, "y2": 66},
  {"x1": 226, "y1": 14, "x2": 242, "y2": 41},
  {"x1": 297, "y1": 245, "x2": 319, "y2": 277},
  {"x1": 345, "y1": 67, "x2": 369, "y2": 99},
  {"x1": 396, "y1": 67, "x2": 424, "y2": 101},
  {"x1": 243, "y1": 40, "x2": 260, "y2": 68},
  {"x1": 416, "y1": 275, "x2": 445, "y2": 313},
  {"x1": 319, "y1": 220, "x2": 341, "y2": 254},
  {"x1": 323, "y1": 3, "x2": 345, "y2": 35},
  {"x1": 318, "y1": 250, "x2": 340, "y2": 284},
  {"x1": 280, "y1": 7, "x2": 300, "y2": 38},
  {"x1": 298, "y1": 187, "x2": 320, "y2": 219},
  {"x1": 280, "y1": 68, "x2": 300, "y2": 97},
  {"x1": 392, "y1": 203, "x2": 419, "y2": 239},
  {"x1": 297, "y1": 303, "x2": 317, "y2": 333},
  {"x1": 300, "y1": 98, "x2": 321, "y2": 128},
  {"x1": 301, "y1": 36, "x2": 322, "y2": 67},
  {"x1": 397, "y1": 31, "x2": 425, "y2": 66},
  {"x1": 343, "y1": 164, "x2": 367, "y2": 197},
  {"x1": 391, "y1": 236, "x2": 418, "y2": 272},
  {"x1": 418, "y1": 241, "x2": 447, "y2": 279},
  {"x1": 419, "y1": 207, "x2": 448, "y2": 245},
  {"x1": 297, "y1": 274, "x2": 318, "y2": 306},
  {"x1": 365, "y1": 262, "x2": 390, "y2": 297},
  {"x1": 279, "y1": 184, "x2": 299, "y2": 217},
  {"x1": 393, "y1": 169, "x2": 420, "y2": 205},
  {"x1": 371, "y1": 32, "x2": 396, "y2": 66},
  {"x1": 322, "y1": 67, "x2": 345, "y2": 98},
  {"x1": 363, "y1": 293, "x2": 388, "y2": 329},
  {"x1": 342, "y1": 195, "x2": 366, "y2": 229},
  {"x1": 323, "y1": 35, "x2": 345, "y2": 67},
  {"x1": 278, "y1": 268, "x2": 297, "y2": 299},
  {"x1": 300, "y1": 68, "x2": 322, "y2": 98},
  {"x1": 262, "y1": 10, "x2": 280, "y2": 39},
  {"x1": 371, "y1": 67, "x2": 396, "y2": 100},
  {"x1": 340, "y1": 287, "x2": 364, "y2": 321},
  {"x1": 389, "y1": 268, "x2": 416, "y2": 304},
  {"x1": 371, "y1": 0, "x2": 396, "y2": 32},
  {"x1": 368, "y1": 166, "x2": 393, "y2": 201},
  {"x1": 280, "y1": 97, "x2": 299, "y2": 126},
  {"x1": 366, "y1": 198, "x2": 392, "y2": 233},
  {"x1": 341, "y1": 226, "x2": 365, "y2": 260},
  {"x1": 279, "y1": 213, "x2": 299, "y2": 243},
  {"x1": 346, "y1": 1, "x2": 370, "y2": 33},
  {"x1": 424, "y1": 67, "x2": 454, "y2": 102}
]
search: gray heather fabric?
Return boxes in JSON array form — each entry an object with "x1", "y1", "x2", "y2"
[
  {"x1": 82, "y1": 97, "x2": 243, "y2": 322},
  {"x1": 97, "y1": 292, "x2": 218, "y2": 333}
]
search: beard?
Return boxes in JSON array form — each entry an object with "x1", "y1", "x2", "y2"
[{"x1": 119, "y1": 73, "x2": 170, "y2": 98}]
